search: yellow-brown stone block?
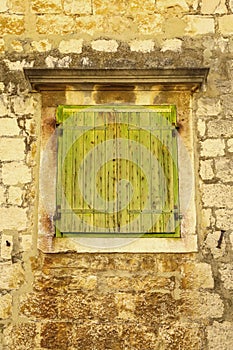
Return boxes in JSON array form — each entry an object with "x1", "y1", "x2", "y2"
[
  {"x1": 8, "y1": 0, "x2": 26, "y2": 14},
  {"x1": 0, "y1": 15, "x2": 24, "y2": 35},
  {"x1": 0, "y1": 294, "x2": 12, "y2": 319},
  {"x1": 219, "y1": 15, "x2": 233, "y2": 35},
  {"x1": 31, "y1": 0, "x2": 62, "y2": 13},
  {"x1": 93, "y1": 0, "x2": 155, "y2": 15},
  {"x1": 36, "y1": 15, "x2": 74, "y2": 34},
  {"x1": 63, "y1": 0, "x2": 92, "y2": 15}
]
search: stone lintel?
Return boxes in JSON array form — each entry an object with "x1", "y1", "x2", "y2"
[{"x1": 24, "y1": 68, "x2": 209, "y2": 91}]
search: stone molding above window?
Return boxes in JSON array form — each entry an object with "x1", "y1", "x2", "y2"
[{"x1": 24, "y1": 68, "x2": 209, "y2": 253}]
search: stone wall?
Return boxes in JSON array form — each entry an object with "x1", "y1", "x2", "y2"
[{"x1": 0, "y1": 1, "x2": 233, "y2": 349}]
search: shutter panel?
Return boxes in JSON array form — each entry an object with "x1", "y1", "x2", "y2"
[{"x1": 55, "y1": 106, "x2": 180, "y2": 237}]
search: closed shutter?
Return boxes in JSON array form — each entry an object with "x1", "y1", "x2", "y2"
[{"x1": 55, "y1": 105, "x2": 180, "y2": 237}]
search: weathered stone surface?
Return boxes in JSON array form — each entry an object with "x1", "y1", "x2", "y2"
[
  {"x1": 158, "y1": 322, "x2": 205, "y2": 350},
  {"x1": 31, "y1": 0, "x2": 62, "y2": 13},
  {"x1": 0, "y1": 38, "x2": 4, "y2": 53},
  {"x1": 162, "y1": 17, "x2": 186, "y2": 37},
  {"x1": 197, "y1": 119, "x2": 206, "y2": 137},
  {"x1": 180, "y1": 262, "x2": 214, "y2": 289},
  {"x1": 216, "y1": 209, "x2": 233, "y2": 230},
  {"x1": 0, "y1": 0, "x2": 8, "y2": 12},
  {"x1": 215, "y1": 158, "x2": 233, "y2": 182},
  {"x1": 227, "y1": 138, "x2": 233, "y2": 152},
  {"x1": 0, "y1": 263, "x2": 25, "y2": 289},
  {"x1": 197, "y1": 98, "x2": 222, "y2": 116},
  {"x1": 63, "y1": 0, "x2": 92, "y2": 15},
  {"x1": 0, "y1": 95, "x2": 9, "y2": 116},
  {"x1": 202, "y1": 184, "x2": 233, "y2": 207},
  {"x1": 136, "y1": 13, "x2": 162, "y2": 35},
  {"x1": 185, "y1": 16, "x2": 215, "y2": 35},
  {"x1": 20, "y1": 293, "x2": 59, "y2": 319},
  {"x1": 0, "y1": 293, "x2": 12, "y2": 319},
  {"x1": 37, "y1": 14, "x2": 74, "y2": 34},
  {"x1": 8, "y1": 186, "x2": 23, "y2": 205},
  {"x1": 219, "y1": 264, "x2": 233, "y2": 290},
  {"x1": 200, "y1": 159, "x2": 214, "y2": 180},
  {"x1": 93, "y1": 0, "x2": 155, "y2": 16},
  {"x1": 11, "y1": 40, "x2": 24, "y2": 52},
  {"x1": 0, "y1": 138, "x2": 25, "y2": 161},
  {"x1": 205, "y1": 231, "x2": 226, "y2": 258},
  {"x1": 3, "y1": 323, "x2": 37, "y2": 350},
  {"x1": 156, "y1": 0, "x2": 189, "y2": 11},
  {"x1": 201, "y1": 0, "x2": 227, "y2": 14},
  {"x1": 0, "y1": 185, "x2": 5, "y2": 204},
  {"x1": 40, "y1": 322, "x2": 72, "y2": 349},
  {"x1": 11, "y1": 96, "x2": 35, "y2": 115},
  {"x1": 58, "y1": 39, "x2": 83, "y2": 53},
  {"x1": 219, "y1": 15, "x2": 233, "y2": 35},
  {"x1": 0, "y1": 15, "x2": 24, "y2": 35},
  {"x1": 31, "y1": 39, "x2": 52, "y2": 52},
  {"x1": 161, "y1": 39, "x2": 182, "y2": 52},
  {"x1": 0, "y1": 118, "x2": 19, "y2": 136},
  {"x1": 207, "y1": 321, "x2": 233, "y2": 350},
  {"x1": 129, "y1": 40, "x2": 154, "y2": 53},
  {"x1": 2, "y1": 162, "x2": 31, "y2": 185},
  {"x1": 0, "y1": 207, "x2": 27, "y2": 231},
  {"x1": 8, "y1": 0, "x2": 26, "y2": 14},
  {"x1": 1, "y1": 234, "x2": 13, "y2": 259},
  {"x1": 207, "y1": 120, "x2": 233, "y2": 138},
  {"x1": 200, "y1": 139, "x2": 225, "y2": 157},
  {"x1": 91, "y1": 39, "x2": 119, "y2": 52}
]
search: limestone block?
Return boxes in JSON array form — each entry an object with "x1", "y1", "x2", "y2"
[
  {"x1": 1, "y1": 234, "x2": 13, "y2": 260},
  {"x1": 200, "y1": 139, "x2": 225, "y2": 157},
  {"x1": 0, "y1": 95, "x2": 9, "y2": 116},
  {"x1": 0, "y1": 263, "x2": 25, "y2": 289},
  {"x1": 215, "y1": 158, "x2": 233, "y2": 182},
  {"x1": 93, "y1": 0, "x2": 155, "y2": 15},
  {"x1": 12, "y1": 96, "x2": 35, "y2": 115},
  {"x1": 200, "y1": 159, "x2": 214, "y2": 180},
  {"x1": 0, "y1": 185, "x2": 5, "y2": 204},
  {"x1": 156, "y1": 0, "x2": 189, "y2": 10},
  {"x1": 8, "y1": 0, "x2": 26, "y2": 14},
  {"x1": 136, "y1": 13, "x2": 162, "y2": 35},
  {"x1": 0, "y1": 38, "x2": 4, "y2": 53},
  {"x1": 31, "y1": 39, "x2": 52, "y2": 52},
  {"x1": 37, "y1": 15, "x2": 74, "y2": 34},
  {"x1": 91, "y1": 40, "x2": 118, "y2": 52},
  {"x1": 161, "y1": 39, "x2": 182, "y2": 52},
  {"x1": 231, "y1": 0, "x2": 233, "y2": 11},
  {"x1": 0, "y1": 15, "x2": 24, "y2": 35},
  {"x1": 0, "y1": 207, "x2": 27, "y2": 231},
  {"x1": 0, "y1": 0, "x2": 8, "y2": 12},
  {"x1": 130, "y1": 40, "x2": 154, "y2": 53},
  {"x1": 216, "y1": 209, "x2": 233, "y2": 230},
  {"x1": 59, "y1": 39, "x2": 83, "y2": 54},
  {"x1": 183, "y1": 291, "x2": 224, "y2": 319},
  {"x1": 2, "y1": 162, "x2": 31, "y2": 185},
  {"x1": 20, "y1": 235, "x2": 33, "y2": 252},
  {"x1": 207, "y1": 120, "x2": 233, "y2": 138},
  {"x1": 0, "y1": 138, "x2": 25, "y2": 161},
  {"x1": 219, "y1": 15, "x2": 233, "y2": 35},
  {"x1": 202, "y1": 184, "x2": 233, "y2": 207},
  {"x1": 227, "y1": 138, "x2": 233, "y2": 152},
  {"x1": 0, "y1": 118, "x2": 19, "y2": 136},
  {"x1": 205, "y1": 231, "x2": 226, "y2": 258},
  {"x1": 201, "y1": 0, "x2": 227, "y2": 14},
  {"x1": 185, "y1": 16, "x2": 215, "y2": 35},
  {"x1": 207, "y1": 321, "x2": 233, "y2": 350},
  {"x1": 63, "y1": 0, "x2": 92, "y2": 14},
  {"x1": 162, "y1": 17, "x2": 187, "y2": 38},
  {"x1": 219, "y1": 264, "x2": 233, "y2": 290},
  {"x1": 31, "y1": 0, "x2": 62, "y2": 13},
  {"x1": 3, "y1": 323, "x2": 37, "y2": 350},
  {"x1": 8, "y1": 186, "x2": 23, "y2": 205},
  {"x1": 201, "y1": 208, "x2": 212, "y2": 229},
  {"x1": 197, "y1": 119, "x2": 206, "y2": 137},
  {"x1": 197, "y1": 98, "x2": 221, "y2": 116},
  {"x1": 181, "y1": 262, "x2": 214, "y2": 289},
  {"x1": 0, "y1": 294, "x2": 12, "y2": 319},
  {"x1": 11, "y1": 40, "x2": 24, "y2": 52}
]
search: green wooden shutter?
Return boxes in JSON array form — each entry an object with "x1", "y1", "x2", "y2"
[{"x1": 55, "y1": 105, "x2": 180, "y2": 237}]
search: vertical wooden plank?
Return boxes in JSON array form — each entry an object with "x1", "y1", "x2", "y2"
[{"x1": 128, "y1": 111, "x2": 141, "y2": 233}]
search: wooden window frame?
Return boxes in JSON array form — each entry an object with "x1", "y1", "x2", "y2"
[{"x1": 24, "y1": 68, "x2": 209, "y2": 253}]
